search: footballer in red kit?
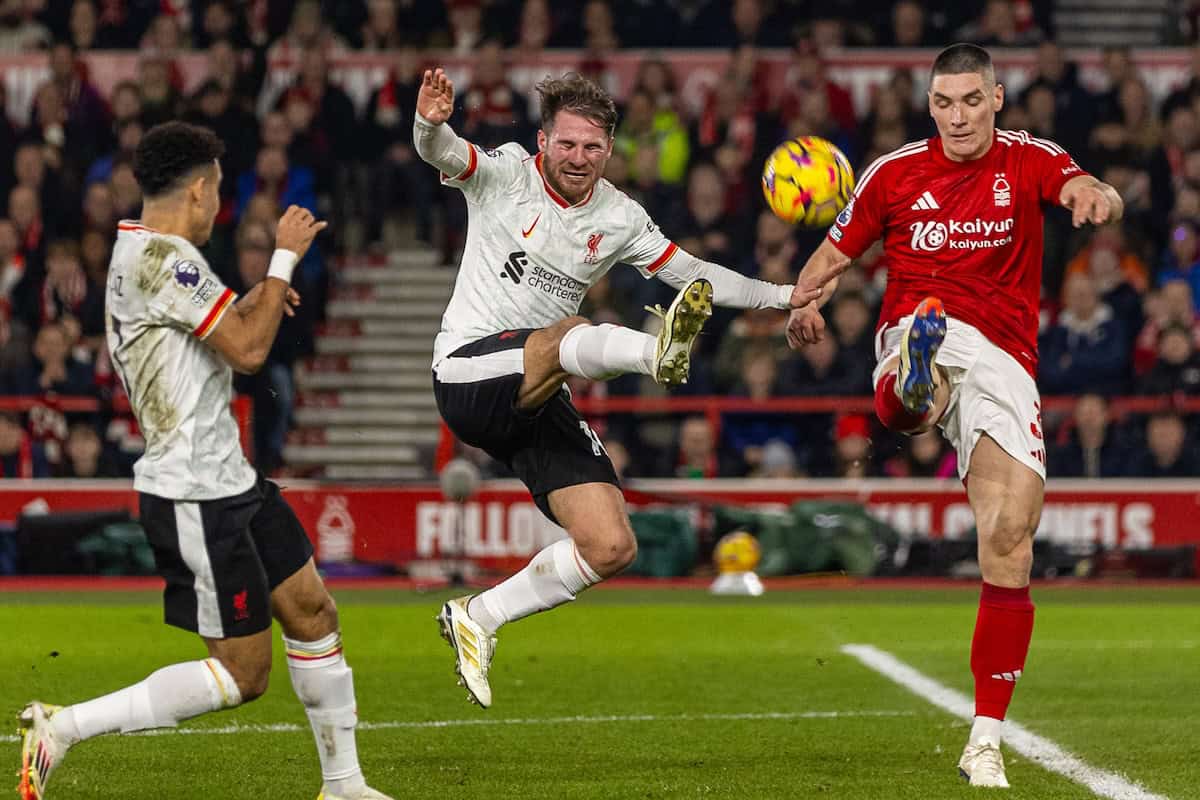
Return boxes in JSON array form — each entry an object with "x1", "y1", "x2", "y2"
[{"x1": 787, "y1": 44, "x2": 1123, "y2": 789}]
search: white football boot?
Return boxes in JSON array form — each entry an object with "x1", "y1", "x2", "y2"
[
  {"x1": 17, "y1": 702, "x2": 70, "y2": 800},
  {"x1": 645, "y1": 278, "x2": 713, "y2": 386},
  {"x1": 958, "y1": 741, "x2": 1010, "y2": 788},
  {"x1": 436, "y1": 596, "x2": 496, "y2": 709}
]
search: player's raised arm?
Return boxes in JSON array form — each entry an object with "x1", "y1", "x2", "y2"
[
  {"x1": 412, "y1": 67, "x2": 474, "y2": 178},
  {"x1": 206, "y1": 205, "x2": 325, "y2": 374},
  {"x1": 1059, "y1": 175, "x2": 1125, "y2": 228}
]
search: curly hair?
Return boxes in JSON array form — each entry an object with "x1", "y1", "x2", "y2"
[
  {"x1": 536, "y1": 73, "x2": 618, "y2": 137},
  {"x1": 133, "y1": 121, "x2": 225, "y2": 198}
]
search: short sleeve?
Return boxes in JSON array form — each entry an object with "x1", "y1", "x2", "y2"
[
  {"x1": 1016, "y1": 131, "x2": 1089, "y2": 205},
  {"x1": 826, "y1": 160, "x2": 887, "y2": 259},
  {"x1": 146, "y1": 251, "x2": 236, "y2": 340},
  {"x1": 619, "y1": 198, "x2": 679, "y2": 278},
  {"x1": 442, "y1": 141, "x2": 529, "y2": 203}
]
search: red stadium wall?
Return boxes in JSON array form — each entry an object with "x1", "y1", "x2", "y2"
[{"x1": 1, "y1": 479, "x2": 1197, "y2": 573}]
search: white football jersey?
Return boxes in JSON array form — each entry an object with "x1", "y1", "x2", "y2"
[
  {"x1": 432, "y1": 142, "x2": 678, "y2": 364},
  {"x1": 105, "y1": 221, "x2": 256, "y2": 500}
]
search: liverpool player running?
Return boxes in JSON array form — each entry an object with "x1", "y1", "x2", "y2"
[
  {"x1": 416, "y1": 69, "x2": 815, "y2": 708},
  {"x1": 788, "y1": 44, "x2": 1122, "y2": 787},
  {"x1": 18, "y1": 123, "x2": 390, "y2": 800}
]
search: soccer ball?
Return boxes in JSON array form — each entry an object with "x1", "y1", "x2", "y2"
[
  {"x1": 714, "y1": 531, "x2": 761, "y2": 574},
  {"x1": 761, "y1": 136, "x2": 856, "y2": 227}
]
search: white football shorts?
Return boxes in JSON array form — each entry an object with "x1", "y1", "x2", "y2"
[{"x1": 873, "y1": 315, "x2": 1046, "y2": 482}]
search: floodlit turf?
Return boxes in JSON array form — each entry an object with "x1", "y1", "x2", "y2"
[{"x1": 5, "y1": 585, "x2": 1199, "y2": 799}]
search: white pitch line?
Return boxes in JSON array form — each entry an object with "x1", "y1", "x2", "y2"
[
  {"x1": 0, "y1": 709, "x2": 912, "y2": 744},
  {"x1": 841, "y1": 644, "x2": 1168, "y2": 800}
]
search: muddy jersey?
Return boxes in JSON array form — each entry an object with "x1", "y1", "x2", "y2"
[{"x1": 105, "y1": 220, "x2": 255, "y2": 500}]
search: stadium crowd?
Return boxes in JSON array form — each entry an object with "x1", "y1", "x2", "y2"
[{"x1": 0, "y1": 0, "x2": 1196, "y2": 481}]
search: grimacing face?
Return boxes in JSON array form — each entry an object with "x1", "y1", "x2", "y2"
[
  {"x1": 537, "y1": 110, "x2": 612, "y2": 205},
  {"x1": 928, "y1": 71, "x2": 1004, "y2": 162}
]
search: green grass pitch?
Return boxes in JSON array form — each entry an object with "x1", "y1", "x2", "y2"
[{"x1": 5, "y1": 585, "x2": 1199, "y2": 799}]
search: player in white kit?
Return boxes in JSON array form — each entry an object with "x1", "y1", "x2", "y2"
[
  {"x1": 17, "y1": 123, "x2": 391, "y2": 800},
  {"x1": 417, "y1": 70, "x2": 815, "y2": 708}
]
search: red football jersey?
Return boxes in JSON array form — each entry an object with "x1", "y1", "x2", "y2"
[{"x1": 827, "y1": 129, "x2": 1088, "y2": 377}]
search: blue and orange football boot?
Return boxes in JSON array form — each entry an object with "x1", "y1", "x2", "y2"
[{"x1": 897, "y1": 296, "x2": 947, "y2": 414}]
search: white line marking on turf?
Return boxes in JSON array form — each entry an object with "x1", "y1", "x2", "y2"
[
  {"x1": 0, "y1": 709, "x2": 912, "y2": 743},
  {"x1": 841, "y1": 644, "x2": 1169, "y2": 800}
]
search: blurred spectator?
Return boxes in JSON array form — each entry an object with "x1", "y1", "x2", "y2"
[
  {"x1": 1062, "y1": 225, "x2": 1147, "y2": 334},
  {"x1": 16, "y1": 238, "x2": 104, "y2": 340},
  {"x1": 956, "y1": 0, "x2": 1043, "y2": 47},
  {"x1": 13, "y1": 141, "x2": 72, "y2": 238},
  {"x1": 674, "y1": 163, "x2": 736, "y2": 263},
  {"x1": 829, "y1": 289, "x2": 875, "y2": 368},
  {"x1": 184, "y1": 79, "x2": 259, "y2": 195},
  {"x1": 783, "y1": 332, "x2": 864, "y2": 396},
  {"x1": 753, "y1": 438, "x2": 800, "y2": 478},
  {"x1": 1040, "y1": 273, "x2": 1131, "y2": 396},
  {"x1": 81, "y1": 181, "x2": 117, "y2": 235},
  {"x1": 54, "y1": 419, "x2": 121, "y2": 477},
  {"x1": 8, "y1": 184, "x2": 46, "y2": 268},
  {"x1": 1050, "y1": 393, "x2": 1126, "y2": 478},
  {"x1": 108, "y1": 158, "x2": 142, "y2": 220},
  {"x1": 0, "y1": 83, "x2": 16, "y2": 191},
  {"x1": 1125, "y1": 411, "x2": 1199, "y2": 477},
  {"x1": 886, "y1": 1, "x2": 932, "y2": 47},
  {"x1": 108, "y1": 80, "x2": 142, "y2": 126},
  {"x1": 363, "y1": 44, "x2": 434, "y2": 246},
  {"x1": 0, "y1": 412, "x2": 48, "y2": 477},
  {"x1": 582, "y1": 0, "x2": 619, "y2": 51},
  {"x1": 138, "y1": 55, "x2": 182, "y2": 128},
  {"x1": 283, "y1": 47, "x2": 359, "y2": 183},
  {"x1": 5, "y1": 320, "x2": 94, "y2": 396},
  {"x1": 236, "y1": 147, "x2": 316, "y2": 221},
  {"x1": 141, "y1": 13, "x2": 182, "y2": 53},
  {"x1": 723, "y1": 347, "x2": 799, "y2": 474},
  {"x1": 85, "y1": 117, "x2": 144, "y2": 187},
  {"x1": 206, "y1": 40, "x2": 264, "y2": 114},
  {"x1": 883, "y1": 429, "x2": 957, "y2": 478},
  {"x1": 270, "y1": 0, "x2": 348, "y2": 58},
  {"x1": 453, "y1": 40, "x2": 534, "y2": 150},
  {"x1": 358, "y1": 0, "x2": 404, "y2": 50},
  {"x1": 0, "y1": 1, "x2": 51, "y2": 51},
  {"x1": 1148, "y1": 106, "x2": 1199, "y2": 227},
  {"x1": 444, "y1": 0, "x2": 484, "y2": 55},
  {"x1": 1134, "y1": 279, "x2": 1200, "y2": 374},
  {"x1": 78, "y1": 228, "x2": 110, "y2": 285},
  {"x1": 0, "y1": 218, "x2": 23, "y2": 300},
  {"x1": 1138, "y1": 324, "x2": 1200, "y2": 395},
  {"x1": 194, "y1": 0, "x2": 248, "y2": 49},
  {"x1": 745, "y1": 210, "x2": 801, "y2": 281},
  {"x1": 1022, "y1": 43, "x2": 1093, "y2": 154},
  {"x1": 631, "y1": 57, "x2": 680, "y2": 115},
  {"x1": 780, "y1": 40, "x2": 857, "y2": 136},
  {"x1": 228, "y1": 218, "x2": 313, "y2": 473},
  {"x1": 832, "y1": 413, "x2": 873, "y2": 478},
  {"x1": 1158, "y1": 224, "x2": 1200, "y2": 312},
  {"x1": 713, "y1": 307, "x2": 790, "y2": 391},
  {"x1": 615, "y1": 88, "x2": 690, "y2": 185},
  {"x1": 670, "y1": 414, "x2": 720, "y2": 478}
]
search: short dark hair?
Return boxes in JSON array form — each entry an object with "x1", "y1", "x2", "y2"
[
  {"x1": 133, "y1": 121, "x2": 224, "y2": 198},
  {"x1": 536, "y1": 73, "x2": 618, "y2": 137},
  {"x1": 931, "y1": 43, "x2": 995, "y2": 85}
]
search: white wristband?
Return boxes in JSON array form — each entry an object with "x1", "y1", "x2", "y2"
[
  {"x1": 776, "y1": 284, "x2": 794, "y2": 309},
  {"x1": 267, "y1": 249, "x2": 299, "y2": 284}
]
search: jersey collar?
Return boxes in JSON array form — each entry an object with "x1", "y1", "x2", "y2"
[
  {"x1": 117, "y1": 220, "x2": 163, "y2": 234},
  {"x1": 930, "y1": 130, "x2": 1000, "y2": 168},
  {"x1": 535, "y1": 153, "x2": 595, "y2": 209}
]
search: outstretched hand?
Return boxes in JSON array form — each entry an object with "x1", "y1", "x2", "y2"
[
  {"x1": 786, "y1": 305, "x2": 826, "y2": 349},
  {"x1": 418, "y1": 68, "x2": 455, "y2": 124}
]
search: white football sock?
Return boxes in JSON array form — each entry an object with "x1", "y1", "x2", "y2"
[
  {"x1": 558, "y1": 323, "x2": 656, "y2": 380},
  {"x1": 968, "y1": 715, "x2": 1004, "y2": 747},
  {"x1": 284, "y1": 632, "x2": 366, "y2": 798},
  {"x1": 50, "y1": 658, "x2": 241, "y2": 746},
  {"x1": 467, "y1": 539, "x2": 602, "y2": 635}
]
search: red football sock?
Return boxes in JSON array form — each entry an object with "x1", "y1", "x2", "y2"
[
  {"x1": 971, "y1": 582, "x2": 1035, "y2": 720},
  {"x1": 873, "y1": 372, "x2": 929, "y2": 432}
]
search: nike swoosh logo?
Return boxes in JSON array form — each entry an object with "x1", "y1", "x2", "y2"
[{"x1": 522, "y1": 214, "x2": 541, "y2": 238}]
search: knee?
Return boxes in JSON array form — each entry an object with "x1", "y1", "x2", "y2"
[
  {"x1": 221, "y1": 652, "x2": 271, "y2": 703},
  {"x1": 577, "y1": 527, "x2": 638, "y2": 579},
  {"x1": 547, "y1": 316, "x2": 591, "y2": 348},
  {"x1": 979, "y1": 507, "x2": 1036, "y2": 562}
]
